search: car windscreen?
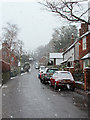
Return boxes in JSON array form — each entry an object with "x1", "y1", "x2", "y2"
[
  {"x1": 58, "y1": 72, "x2": 73, "y2": 80},
  {"x1": 40, "y1": 67, "x2": 45, "y2": 70},
  {"x1": 47, "y1": 69, "x2": 58, "y2": 73}
]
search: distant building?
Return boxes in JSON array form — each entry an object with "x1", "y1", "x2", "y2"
[
  {"x1": 49, "y1": 53, "x2": 63, "y2": 66},
  {"x1": 39, "y1": 56, "x2": 48, "y2": 66}
]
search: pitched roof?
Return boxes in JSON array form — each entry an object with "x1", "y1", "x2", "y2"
[
  {"x1": 79, "y1": 31, "x2": 90, "y2": 39},
  {"x1": 63, "y1": 31, "x2": 90, "y2": 55},
  {"x1": 81, "y1": 53, "x2": 90, "y2": 60},
  {"x1": 49, "y1": 53, "x2": 63, "y2": 59},
  {"x1": 63, "y1": 40, "x2": 78, "y2": 55}
]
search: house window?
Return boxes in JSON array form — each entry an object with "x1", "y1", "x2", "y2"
[
  {"x1": 83, "y1": 59, "x2": 88, "y2": 69},
  {"x1": 83, "y1": 36, "x2": 86, "y2": 50}
]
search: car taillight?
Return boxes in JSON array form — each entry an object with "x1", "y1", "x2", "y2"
[{"x1": 50, "y1": 77, "x2": 53, "y2": 80}]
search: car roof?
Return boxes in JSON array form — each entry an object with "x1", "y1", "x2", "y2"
[
  {"x1": 55, "y1": 71, "x2": 70, "y2": 73},
  {"x1": 40, "y1": 66, "x2": 45, "y2": 67}
]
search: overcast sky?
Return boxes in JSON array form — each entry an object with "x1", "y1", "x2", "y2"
[
  {"x1": 0, "y1": 0, "x2": 67, "y2": 51},
  {"x1": 0, "y1": 0, "x2": 89, "y2": 52}
]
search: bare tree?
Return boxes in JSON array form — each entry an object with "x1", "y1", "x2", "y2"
[
  {"x1": 2, "y1": 22, "x2": 19, "y2": 49},
  {"x1": 2, "y1": 22, "x2": 25, "y2": 59},
  {"x1": 39, "y1": 0, "x2": 90, "y2": 24}
]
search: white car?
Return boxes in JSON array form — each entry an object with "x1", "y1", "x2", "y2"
[
  {"x1": 39, "y1": 66, "x2": 46, "y2": 73},
  {"x1": 50, "y1": 71, "x2": 75, "y2": 90}
]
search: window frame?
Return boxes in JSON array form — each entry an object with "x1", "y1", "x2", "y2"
[{"x1": 82, "y1": 36, "x2": 87, "y2": 50}]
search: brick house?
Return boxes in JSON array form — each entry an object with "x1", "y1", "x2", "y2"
[
  {"x1": 1, "y1": 42, "x2": 18, "y2": 71},
  {"x1": 78, "y1": 23, "x2": 90, "y2": 90},
  {"x1": 10, "y1": 50, "x2": 18, "y2": 71},
  {"x1": 79, "y1": 23, "x2": 90, "y2": 70},
  {"x1": 1, "y1": 42, "x2": 10, "y2": 72},
  {"x1": 0, "y1": 42, "x2": 10, "y2": 84},
  {"x1": 0, "y1": 41, "x2": 18, "y2": 81}
]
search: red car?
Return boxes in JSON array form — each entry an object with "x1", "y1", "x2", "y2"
[{"x1": 50, "y1": 71, "x2": 75, "y2": 91}]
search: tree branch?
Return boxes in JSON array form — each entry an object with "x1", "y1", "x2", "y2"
[{"x1": 39, "y1": 0, "x2": 90, "y2": 24}]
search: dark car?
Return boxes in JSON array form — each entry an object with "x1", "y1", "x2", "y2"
[
  {"x1": 41, "y1": 68, "x2": 58, "y2": 84},
  {"x1": 50, "y1": 71, "x2": 75, "y2": 91}
]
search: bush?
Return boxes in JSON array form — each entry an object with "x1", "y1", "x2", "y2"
[{"x1": 2, "y1": 71, "x2": 10, "y2": 84}]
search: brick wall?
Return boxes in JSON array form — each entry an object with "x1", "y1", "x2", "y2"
[
  {"x1": 79, "y1": 33, "x2": 90, "y2": 70},
  {"x1": 79, "y1": 33, "x2": 90, "y2": 59}
]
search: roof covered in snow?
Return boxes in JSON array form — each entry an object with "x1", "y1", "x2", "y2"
[
  {"x1": 49, "y1": 53, "x2": 63, "y2": 59},
  {"x1": 81, "y1": 53, "x2": 90, "y2": 60}
]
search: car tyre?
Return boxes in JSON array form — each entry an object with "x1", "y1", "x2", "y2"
[
  {"x1": 71, "y1": 87, "x2": 75, "y2": 91},
  {"x1": 40, "y1": 79, "x2": 42, "y2": 83},
  {"x1": 42, "y1": 79, "x2": 45, "y2": 84}
]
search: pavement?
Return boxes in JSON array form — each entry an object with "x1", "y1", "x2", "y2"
[{"x1": 75, "y1": 88, "x2": 90, "y2": 96}]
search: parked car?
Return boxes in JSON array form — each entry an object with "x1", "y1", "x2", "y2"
[
  {"x1": 41, "y1": 68, "x2": 58, "y2": 84},
  {"x1": 35, "y1": 62, "x2": 39, "y2": 69},
  {"x1": 50, "y1": 71, "x2": 75, "y2": 91},
  {"x1": 40, "y1": 67, "x2": 49, "y2": 82},
  {"x1": 38, "y1": 66, "x2": 46, "y2": 80},
  {"x1": 39, "y1": 66, "x2": 46, "y2": 72}
]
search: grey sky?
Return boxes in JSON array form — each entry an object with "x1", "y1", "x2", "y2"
[
  {"x1": 0, "y1": 0, "x2": 88, "y2": 51},
  {"x1": 0, "y1": 0, "x2": 65, "y2": 51}
]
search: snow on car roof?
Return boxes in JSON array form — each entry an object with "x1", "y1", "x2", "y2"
[
  {"x1": 54, "y1": 71, "x2": 74, "y2": 81},
  {"x1": 55, "y1": 71, "x2": 70, "y2": 73}
]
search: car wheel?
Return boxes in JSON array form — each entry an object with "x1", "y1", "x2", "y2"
[
  {"x1": 40, "y1": 79, "x2": 42, "y2": 83},
  {"x1": 71, "y1": 87, "x2": 75, "y2": 91},
  {"x1": 54, "y1": 82, "x2": 58, "y2": 90},
  {"x1": 42, "y1": 79, "x2": 45, "y2": 84}
]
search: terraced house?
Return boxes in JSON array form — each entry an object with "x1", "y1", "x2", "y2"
[
  {"x1": 0, "y1": 41, "x2": 10, "y2": 84},
  {"x1": 0, "y1": 41, "x2": 18, "y2": 84},
  {"x1": 79, "y1": 23, "x2": 90, "y2": 70}
]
